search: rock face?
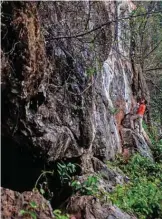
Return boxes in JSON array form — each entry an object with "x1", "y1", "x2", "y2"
[
  {"x1": 121, "y1": 114, "x2": 153, "y2": 160},
  {"x1": 1, "y1": 187, "x2": 136, "y2": 219},
  {"x1": 67, "y1": 195, "x2": 136, "y2": 219},
  {"x1": 122, "y1": 128, "x2": 153, "y2": 159},
  {"x1": 1, "y1": 1, "x2": 152, "y2": 164},
  {"x1": 1, "y1": 1, "x2": 152, "y2": 218},
  {"x1": 1, "y1": 187, "x2": 53, "y2": 219}
]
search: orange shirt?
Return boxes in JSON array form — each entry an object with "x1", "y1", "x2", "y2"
[{"x1": 137, "y1": 104, "x2": 146, "y2": 115}]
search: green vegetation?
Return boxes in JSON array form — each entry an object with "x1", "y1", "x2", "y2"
[
  {"x1": 57, "y1": 162, "x2": 100, "y2": 196},
  {"x1": 143, "y1": 122, "x2": 162, "y2": 163},
  {"x1": 57, "y1": 162, "x2": 77, "y2": 184},
  {"x1": 53, "y1": 209, "x2": 70, "y2": 219},
  {"x1": 19, "y1": 171, "x2": 54, "y2": 219},
  {"x1": 19, "y1": 132, "x2": 162, "y2": 219},
  {"x1": 19, "y1": 166, "x2": 72, "y2": 219},
  {"x1": 109, "y1": 153, "x2": 162, "y2": 219},
  {"x1": 130, "y1": 2, "x2": 162, "y2": 128},
  {"x1": 54, "y1": 129, "x2": 162, "y2": 219},
  {"x1": 109, "y1": 107, "x2": 120, "y2": 115},
  {"x1": 19, "y1": 209, "x2": 37, "y2": 219},
  {"x1": 71, "y1": 175, "x2": 99, "y2": 195},
  {"x1": 152, "y1": 139, "x2": 162, "y2": 163},
  {"x1": 86, "y1": 66, "x2": 97, "y2": 77},
  {"x1": 19, "y1": 202, "x2": 38, "y2": 219},
  {"x1": 33, "y1": 170, "x2": 54, "y2": 201}
]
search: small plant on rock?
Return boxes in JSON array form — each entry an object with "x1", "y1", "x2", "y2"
[
  {"x1": 109, "y1": 106, "x2": 120, "y2": 115},
  {"x1": 33, "y1": 170, "x2": 54, "y2": 201},
  {"x1": 57, "y1": 162, "x2": 77, "y2": 184},
  {"x1": 19, "y1": 201, "x2": 38, "y2": 219},
  {"x1": 53, "y1": 209, "x2": 70, "y2": 219},
  {"x1": 71, "y1": 175, "x2": 99, "y2": 195}
]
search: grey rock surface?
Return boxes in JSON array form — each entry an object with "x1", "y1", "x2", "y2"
[
  {"x1": 121, "y1": 128, "x2": 153, "y2": 160},
  {"x1": 1, "y1": 1, "x2": 152, "y2": 164},
  {"x1": 67, "y1": 195, "x2": 136, "y2": 219}
]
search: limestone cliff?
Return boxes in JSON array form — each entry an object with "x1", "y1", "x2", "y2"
[{"x1": 1, "y1": 1, "x2": 152, "y2": 218}]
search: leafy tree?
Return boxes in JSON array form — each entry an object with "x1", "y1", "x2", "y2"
[{"x1": 129, "y1": 2, "x2": 162, "y2": 127}]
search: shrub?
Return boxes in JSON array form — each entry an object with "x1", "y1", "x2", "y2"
[
  {"x1": 152, "y1": 139, "x2": 162, "y2": 163},
  {"x1": 71, "y1": 175, "x2": 99, "y2": 195},
  {"x1": 109, "y1": 154, "x2": 162, "y2": 219},
  {"x1": 143, "y1": 122, "x2": 162, "y2": 163}
]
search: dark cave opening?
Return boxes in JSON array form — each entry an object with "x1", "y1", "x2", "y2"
[
  {"x1": 1, "y1": 136, "x2": 82, "y2": 209},
  {"x1": 1, "y1": 136, "x2": 44, "y2": 192}
]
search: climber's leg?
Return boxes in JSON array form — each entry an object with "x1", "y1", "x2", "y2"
[
  {"x1": 138, "y1": 116, "x2": 143, "y2": 134},
  {"x1": 130, "y1": 114, "x2": 139, "y2": 129}
]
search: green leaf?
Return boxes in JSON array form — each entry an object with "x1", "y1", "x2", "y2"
[
  {"x1": 28, "y1": 211, "x2": 37, "y2": 219},
  {"x1": 40, "y1": 188, "x2": 45, "y2": 195},
  {"x1": 30, "y1": 201, "x2": 38, "y2": 209},
  {"x1": 53, "y1": 209, "x2": 62, "y2": 217},
  {"x1": 19, "y1": 209, "x2": 26, "y2": 215}
]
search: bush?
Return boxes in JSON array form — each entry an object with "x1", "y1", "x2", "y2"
[
  {"x1": 109, "y1": 154, "x2": 162, "y2": 219},
  {"x1": 71, "y1": 175, "x2": 99, "y2": 195},
  {"x1": 143, "y1": 122, "x2": 162, "y2": 163},
  {"x1": 152, "y1": 139, "x2": 162, "y2": 163}
]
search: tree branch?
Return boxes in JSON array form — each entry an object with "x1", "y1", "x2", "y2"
[
  {"x1": 146, "y1": 78, "x2": 162, "y2": 92},
  {"x1": 145, "y1": 67, "x2": 162, "y2": 72},
  {"x1": 48, "y1": 11, "x2": 162, "y2": 40},
  {"x1": 144, "y1": 39, "x2": 162, "y2": 59}
]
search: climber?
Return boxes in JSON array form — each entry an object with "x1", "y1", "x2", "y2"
[{"x1": 130, "y1": 98, "x2": 146, "y2": 134}]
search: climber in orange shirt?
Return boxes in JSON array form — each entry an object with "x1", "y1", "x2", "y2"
[{"x1": 130, "y1": 98, "x2": 146, "y2": 134}]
